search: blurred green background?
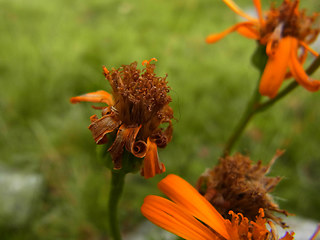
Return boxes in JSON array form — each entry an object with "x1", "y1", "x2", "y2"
[{"x1": 1, "y1": 0, "x2": 320, "y2": 239}]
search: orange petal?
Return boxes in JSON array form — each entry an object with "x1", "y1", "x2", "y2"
[
  {"x1": 279, "y1": 232, "x2": 294, "y2": 240},
  {"x1": 259, "y1": 37, "x2": 293, "y2": 98},
  {"x1": 299, "y1": 41, "x2": 319, "y2": 57},
  {"x1": 206, "y1": 22, "x2": 257, "y2": 44},
  {"x1": 141, "y1": 138, "x2": 165, "y2": 179},
  {"x1": 289, "y1": 39, "x2": 320, "y2": 92},
  {"x1": 70, "y1": 90, "x2": 114, "y2": 105},
  {"x1": 141, "y1": 195, "x2": 220, "y2": 240},
  {"x1": 253, "y1": 0, "x2": 264, "y2": 26},
  {"x1": 158, "y1": 174, "x2": 229, "y2": 239},
  {"x1": 223, "y1": 0, "x2": 258, "y2": 22},
  {"x1": 236, "y1": 24, "x2": 259, "y2": 39}
]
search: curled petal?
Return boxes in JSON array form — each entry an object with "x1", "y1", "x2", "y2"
[
  {"x1": 88, "y1": 115, "x2": 120, "y2": 144},
  {"x1": 141, "y1": 138, "x2": 165, "y2": 179},
  {"x1": 289, "y1": 40, "x2": 320, "y2": 91},
  {"x1": 70, "y1": 90, "x2": 114, "y2": 106},
  {"x1": 206, "y1": 22, "x2": 257, "y2": 44},
  {"x1": 141, "y1": 195, "x2": 220, "y2": 240},
  {"x1": 158, "y1": 174, "x2": 229, "y2": 239},
  {"x1": 259, "y1": 37, "x2": 293, "y2": 98},
  {"x1": 151, "y1": 122, "x2": 173, "y2": 148},
  {"x1": 132, "y1": 140, "x2": 147, "y2": 158},
  {"x1": 108, "y1": 125, "x2": 141, "y2": 169},
  {"x1": 124, "y1": 125, "x2": 141, "y2": 153},
  {"x1": 90, "y1": 114, "x2": 99, "y2": 123}
]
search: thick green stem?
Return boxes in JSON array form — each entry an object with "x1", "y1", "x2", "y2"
[{"x1": 108, "y1": 171, "x2": 126, "y2": 240}]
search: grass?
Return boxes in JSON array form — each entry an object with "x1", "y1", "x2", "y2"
[{"x1": 0, "y1": 0, "x2": 319, "y2": 239}]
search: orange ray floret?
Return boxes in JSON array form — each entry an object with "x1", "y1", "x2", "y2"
[
  {"x1": 206, "y1": 0, "x2": 320, "y2": 98},
  {"x1": 142, "y1": 196, "x2": 219, "y2": 240},
  {"x1": 70, "y1": 90, "x2": 114, "y2": 105},
  {"x1": 70, "y1": 60, "x2": 174, "y2": 179},
  {"x1": 259, "y1": 37, "x2": 293, "y2": 98},
  {"x1": 158, "y1": 174, "x2": 229, "y2": 239},
  {"x1": 141, "y1": 174, "x2": 297, "y2": 240}
]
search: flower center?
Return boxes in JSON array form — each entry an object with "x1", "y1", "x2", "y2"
[{"x1": 105, "y1": 61, "x2": 172, "y2": 128}]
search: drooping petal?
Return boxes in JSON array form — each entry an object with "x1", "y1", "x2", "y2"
[
  {"x1": 236, "y1": 24, "x2": 259, "y2": 39},
  {"x1": 289, "y1": 39, "x2": 320, "y2": 91},
  {"x1": 70, "y1": 90, "x2": 114, "y2": 105},
  {"x1": 141, "y1": 195, "x2": 220, "y2": 240},
  {"x1": 223, "y1": 0, "x2": 258, "y2": 22},
  {"x1": 259, "y1": 37, "x2": 294, "y2": 98},
  {"x1": 253, "y1": 0, "x2": 264, "y2": 26},
  {"x1": 206, "y1": 22, "x2": 257, "y2": 44},
  {"x1": 158, "y1": 174, "x2": 230, "y2": 239},
  {"x1": 108, "y1": 125, "x2": 141, "y2": 169},
  {"x1": 88, "y1": 115, "x2": 121, "y2": 144},
  {"x1": 141, "y1": 138, "x2": 165, "y2": 179}
]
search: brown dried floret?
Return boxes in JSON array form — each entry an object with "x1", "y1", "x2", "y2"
[{"x1": 196, "y1": 151, "x2": 289, "y2": 228}]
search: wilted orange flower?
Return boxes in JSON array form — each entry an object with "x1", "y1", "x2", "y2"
[
  {"x1": 196, "y1": 152, "x2": 288, "y2": 227},
  {"x1": 141, "y1": 174, "x2": 295, "y2": 240},
  {"x1": 70, "y1": 58, "x2": 173, "y2": 179},
  {"x1": 206, "y1": 0, "x2": 320, "y2": 98}
]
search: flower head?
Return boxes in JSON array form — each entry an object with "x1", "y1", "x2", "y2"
[
  {"x1": 141, "y1": 174, "x2": 295, "y2": 240},
  {"x1": 196, "y1": 152, "x2": 289, "y2": 228},
  {"x1": 70, "y1": 59, "x2": 174, "y2": 178},
  {"x1": 206, "y1": 0, "x2": 320, "y2": 98}
]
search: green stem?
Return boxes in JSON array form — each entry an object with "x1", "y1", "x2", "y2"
[
  {"x1": 108, "y1": 170, "x2": 126, "y2": 240},
  {"x1": 222, "y1": 83, "x2": 261, "y2": 156},
  {"x1": 222, "y1": 44, "x2": 267, "y2": 156},
  {"x1": 223, "y1": 54, "x2": 320, "y2": 156}
]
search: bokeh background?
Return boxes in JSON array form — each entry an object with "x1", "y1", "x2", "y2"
[{"x1": 1, "y1": 0, "x2": 320, "y2": 239}]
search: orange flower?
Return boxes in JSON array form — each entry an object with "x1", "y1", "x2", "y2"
[
  {"x1": 70, "y1": 59, "x2": 173, "y2": 179},
  {"x1": 206, "y1": 0, "x2": 320, "y2": 98},
  {"x1": 141, "y1": 174, "x2": 296, "y2": 240}
]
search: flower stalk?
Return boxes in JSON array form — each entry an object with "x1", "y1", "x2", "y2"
[
  {"x1": 223, "y1": 52, "x2": 320, "y2": 156},
  {"x1": 108, "y1": 170, "x2": 126, "y2": 240}
]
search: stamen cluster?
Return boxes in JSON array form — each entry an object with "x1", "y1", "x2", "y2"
[
  {"x1": 261, "y1": 0, "x2": 319, "y2": 44},
  {"x1": 196, "y1": 153, "x2": 289, "y2": 227}
]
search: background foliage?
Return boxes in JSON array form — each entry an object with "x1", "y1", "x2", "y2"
[{"x1": 0, "y1": 0, "x2": 319, "y2": 239}]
